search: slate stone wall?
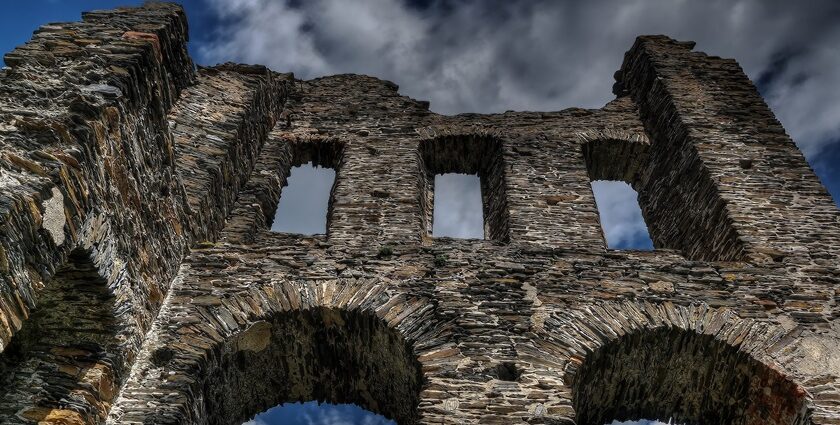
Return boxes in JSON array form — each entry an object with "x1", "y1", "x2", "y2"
[
  {"x1": 0, "y1": 4, "x2": 283, "y2": 423},
  {"x1": 0, "y1": 249, "x2": 120, "y2": 424},
  {"x1": 0, "y1": 3, "x2": 837, "y2": 425}
]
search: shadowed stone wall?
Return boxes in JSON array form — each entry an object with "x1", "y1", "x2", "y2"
[
  {"x1": 0, "y1": 250, "x2": 118, "y2": 423},
  {"x1": 0, "y1": 3, "x2": 837, "y2": 425},
  {"x1": 0, "y1": 4, "x2": 284, "y2": 422},
  {"x1": 200, "y1": 308, "x2": 422, "y2": 425},
  {"x1": 573, "y1": 328, "x2": 808, "y2": 425}
]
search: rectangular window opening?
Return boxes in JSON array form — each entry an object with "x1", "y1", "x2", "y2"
[
  {"x1": 270, "y1": 162, "x2": 336, "y2": 235},
  {"x1": 432, "y1": 173, "x2": 484, "y2": 239},
  {"x1": 590, "y1": 180, "x2": 654, "y2": 250},
  {"x1": 420, "y1": 136, "x2": 510, "y2": 242}
]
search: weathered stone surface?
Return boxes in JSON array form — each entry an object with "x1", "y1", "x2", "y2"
[
  {"x1": 0, "y1": 4, "x2": 283, "y2": 423},
  {"x1": 171, "y1": 64, "x2": 291, "y2": 243},
  {"x1": 0, "y1": 3, "x2": 837, "y2": 425}
]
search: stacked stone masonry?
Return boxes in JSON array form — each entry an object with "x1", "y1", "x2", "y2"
[{"x1": 0, "y1": 3, "x2": 837, "y2": 425}]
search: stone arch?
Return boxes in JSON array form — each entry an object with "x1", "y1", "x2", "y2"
[
  {"x1": 0, "y1": 247, "x2": 121, "y2": 423},
  {"x1": 113, "y1": 278, "x2": 458, "y2": 425},
  {"x1": 203, "y1": 306, "x2": 423, "y2": 425},
  {"x1": 542, "y1": 301, "x2": 811, "y2": 425},
  {"x1": 578, "y1": 130, "x2": 650, "y2": 186}
]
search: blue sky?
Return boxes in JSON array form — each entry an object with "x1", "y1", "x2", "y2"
[
  {"x1": 243, "y1": 402, "x2": 395, "y2": 425},
  {"x1": 2, "y1": 1, "x2": 838, "y2": 423}
]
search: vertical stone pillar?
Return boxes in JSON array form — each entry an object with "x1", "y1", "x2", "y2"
[
  {"x1": 0, "y1": 4, "x2": 201, "y2": 423},
  {"x1": 503, "y1": 135, "x2": 607, "y2": 249},
  {"x1": 328, "y1": 138, "x2": 425, "y2": 248},
  {"x1": 618, "y1": 36, "x2": 840, "y2": 263}
]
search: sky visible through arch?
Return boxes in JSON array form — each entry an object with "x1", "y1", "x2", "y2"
[
  {"x1": 241, "y1": 402, "x2": 673, "y2": 425},
  {"x1": 1, "y1": 1, "x2": 838, "y2": 424}
]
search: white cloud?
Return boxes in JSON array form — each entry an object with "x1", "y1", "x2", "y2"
[
  {"x1": 200, "y1": 0, "x2": 329, "y2": 77},
  {"x1": 761, "y1": 32, "x2": 840, "y2": 156},
  {"x1": 242, "y1": 416, "x2": 269, "y2": 425},
  {"x1": 198, "y1": 0, "x2": 839, "y2": 153}
]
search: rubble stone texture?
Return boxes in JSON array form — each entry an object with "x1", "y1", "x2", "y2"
[{"x1": 0, "y1": 3, "x2": 837, "y2": 425}]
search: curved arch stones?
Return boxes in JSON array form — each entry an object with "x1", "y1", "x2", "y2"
[
  {"x1": 542, "y1": 301, "x2": 813, "y2": 424},
  {"x1": 110, "y1": 277, "x2": 447, "y2": 424}
]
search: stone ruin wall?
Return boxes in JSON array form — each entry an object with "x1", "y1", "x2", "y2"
[{"x1": 0, "y1": 3, "x2": 837, "y2": 425}]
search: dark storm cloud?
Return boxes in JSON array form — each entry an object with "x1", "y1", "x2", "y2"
[{"x1": 197, "y1": 0, "x2": 840, "y2": 244}]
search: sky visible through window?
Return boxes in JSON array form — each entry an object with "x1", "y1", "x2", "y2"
[
  {"x1": 243, "y1": 402, "x2": 673, "y2": 425},
  {"x1": 244, "y1": 402, "x2": 394, "y2": 425},
  {"x1": 591, "y1": 181, "x2": 654, "y2": 250},
  {"x1": 271, "y1": 163, "x2": 335, "y2": 235},
  {"x1": 432, "y1": 173, "x2": 484, "y2": 239}
]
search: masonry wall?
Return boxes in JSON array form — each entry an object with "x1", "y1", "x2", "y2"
[
  {"x1": 110, "y1": 71, "x2": 840, "y2": 425},
  {"x1": 0, "y1": 3, "x2": 837, "y2": 425},
  {"x1": 0, "y1": 4, "x2": 284, "y2": 422}
]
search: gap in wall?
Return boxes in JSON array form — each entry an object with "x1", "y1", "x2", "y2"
[
  {"x1": 271, "y1": 163, "x2": 335, "y2": 235},
  {"x1": 590, "y1": 180, "x2": 653, "y2": 250},
  {"x1": 243, "y1": 401, "x2": 394, "y2": 425},
  {"x1": 432, "y1": 173, "x2": 484, "y2": 239}
]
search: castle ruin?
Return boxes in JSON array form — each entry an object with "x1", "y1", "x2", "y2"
[{"x1": 0, "y1": 3, "x2": 838, "y2": 424}]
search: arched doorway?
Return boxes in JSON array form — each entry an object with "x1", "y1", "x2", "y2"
[
  {"x1": 198, "y1": 307, "x2": 423, "y2": 425},
  {"x1": 571, "y1": 327, "x2": 809, "y2": 425}
]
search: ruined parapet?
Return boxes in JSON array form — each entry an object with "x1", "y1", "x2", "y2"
[
  {"x1": 0, "y1": 3, "x2": 837, "y2": 425},
  {"x1": 170, "y1": 63, "x2": 292, "y2": 243},
  {"x1": 0, "y1": 2, "x2": 192, "y2": 350},
  {"x1": 615, "y1": 36, "x2": 840, "y2": 264},
  {"x1": 0, "y1": 5, "x2": 195, "y2": 421}
]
